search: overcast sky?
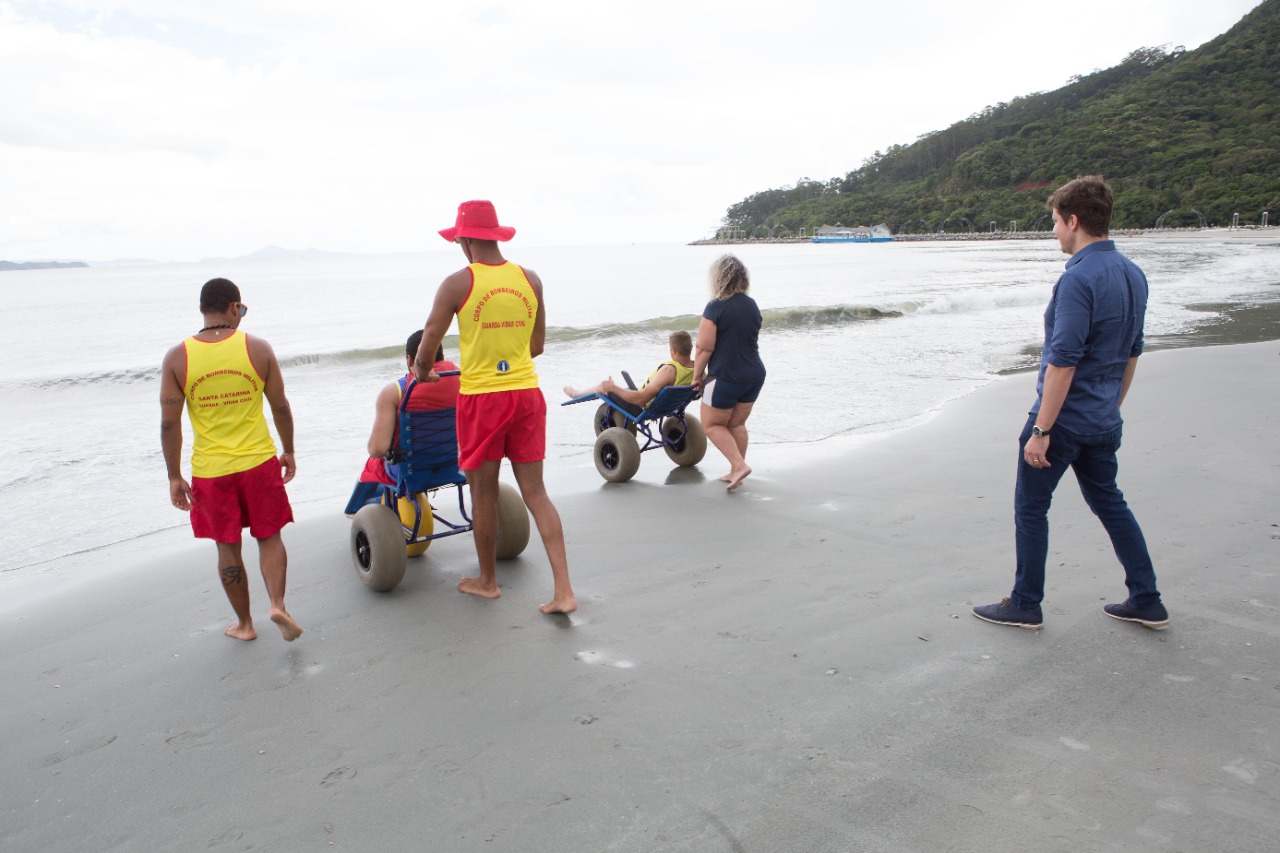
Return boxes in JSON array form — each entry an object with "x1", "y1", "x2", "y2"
[{"x1": 0, "y1": 0, "x2": 1264, "y2": 261}]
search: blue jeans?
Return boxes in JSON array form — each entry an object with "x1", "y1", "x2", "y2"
[{"x1": 1012, "y1": 415, "x2": 1161, "y2": 608}]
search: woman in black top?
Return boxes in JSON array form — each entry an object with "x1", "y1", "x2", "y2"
[{"x1": 692, "y1": 255, "x2": 766, "y2": 491}]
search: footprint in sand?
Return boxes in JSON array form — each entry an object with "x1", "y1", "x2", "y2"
[
  {"x1": 39, "y1": 734, "x2": 118, "y2": 767},
  {"x1": 320, "y1": 766, "x2": 357, "y2": 787}
]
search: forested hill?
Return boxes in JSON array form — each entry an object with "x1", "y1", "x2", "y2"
[{"x1": 720, "y1": 0, "x2": 1279, "y2": 236}]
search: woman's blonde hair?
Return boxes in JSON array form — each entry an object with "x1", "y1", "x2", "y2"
[{"x1": 709, "y1": 254, "x2": 750, "y2": 301}]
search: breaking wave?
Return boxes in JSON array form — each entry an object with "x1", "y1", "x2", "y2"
[{"x1": 9, "y1": 303, "x2": 917, "y2": 391}]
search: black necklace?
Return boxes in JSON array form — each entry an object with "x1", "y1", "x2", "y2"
[{"x1": 199, "y1": 324, "x2": 235, "y2": 333}]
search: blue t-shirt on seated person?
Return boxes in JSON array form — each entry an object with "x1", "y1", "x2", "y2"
[
  {"x1": 704, "y1": 293, "x2": 766, "y2": 384},
  {"x1": 1032, "y1": 239, "x2": 1147, "y2": 435}
]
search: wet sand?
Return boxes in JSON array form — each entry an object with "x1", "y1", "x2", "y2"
[{"x1": 2, "y1": 341, "x2": 1278, "y2": 852}]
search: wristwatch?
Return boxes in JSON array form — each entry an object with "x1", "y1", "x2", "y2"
[{"x1": 1031, "y1": 425, "x2": 1050, "y2": 437}]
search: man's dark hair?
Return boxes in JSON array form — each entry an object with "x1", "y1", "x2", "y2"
[
  {"x1": 200, "y1": 278, "x2": 241, "y2": 313},
  {"x1": 405, "y1": 330, "x2": 443, "y2": 362},
  {"x1": 1047, "y1": 176, "x2": 1113, "y2": 237},
  {"x1": 669, "y1": 330, "x2": 693, "y2": 358}
]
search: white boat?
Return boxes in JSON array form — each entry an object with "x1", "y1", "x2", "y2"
[{"x1": 811, "y1": 224, "x2": 893, "y2": 243}]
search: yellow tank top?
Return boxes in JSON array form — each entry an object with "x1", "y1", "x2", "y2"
[
  {"x1": 456, "y1": 262, "x2": 540, "y2": 394},
  {"x1": 183, "y1": 331, "x2": 278, "y2": 477},
  {"x1": 645, "y1": 360, "x2": 695, "y2": 390}
]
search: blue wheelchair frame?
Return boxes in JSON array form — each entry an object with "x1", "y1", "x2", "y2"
[{"x1": 562, "y1": 384, "x2": 702, "y2": 451}]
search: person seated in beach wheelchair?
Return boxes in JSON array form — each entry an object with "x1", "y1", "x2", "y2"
[
  {"x1": 561, "y1": 330, "x2": 707, "y2": 483},
  {"x1": 344, "y1": 332, "x2": 530, "y2": 592}
]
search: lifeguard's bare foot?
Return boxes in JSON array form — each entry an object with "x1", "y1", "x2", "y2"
[
  {"x1": 725, "y1": 465, "x2": 752, "y2": 491},
  {"x1": 459, "y1": 577, "x2": 502, "y2": 599},
  {"x1": 270, "y1": 609, "x2": 303, "y2": 641},
  {"x1": 540, "y1": 595, "x2": 577, "y2": 615},
  {"x1": 718, "y1": 472, "x2": 732, "y2": 482},
  {"x1": 226, "y1": 622, "x2": 256, "y2": 641}
]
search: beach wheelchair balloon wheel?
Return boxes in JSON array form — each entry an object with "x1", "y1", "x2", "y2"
[
  {"x1": 661, "y1": 415, "x2": 707, "y2": 467},
  {"x1": 594, "y1": 402, "x2": 636, "y2": 436},
  {"x1": 350, "y1": 503, "x2": 408, "y2": 592},
  {"x1": 494, "y1": 481, "x2": 532, "y2": 558},
  {"x1": 595, "y1": 427, "x2": 642, "y2": 483},
  {"x1": 399, "y1": 493, "x2": 434, "y2": 557}
]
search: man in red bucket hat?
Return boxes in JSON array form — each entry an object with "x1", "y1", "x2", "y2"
[{"x1": 413, "y1": 200, "x2": 577, "y2": 614}]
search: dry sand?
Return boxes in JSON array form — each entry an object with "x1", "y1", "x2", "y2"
[{"x1": 2, "y1": 341, "x2": 1277, "y2": 852}]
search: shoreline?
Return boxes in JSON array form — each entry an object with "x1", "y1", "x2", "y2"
[
  {"x1": 691, "y1": 225, "x2": 1280, "y2": 246},
  {"x1": 3, "y1": 341, "x2": 1278, "y2": 851}
]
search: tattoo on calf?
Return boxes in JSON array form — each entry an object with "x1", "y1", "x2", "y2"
[{"x1": 221, "y1": 565, "x2": 246, "y2": 587}]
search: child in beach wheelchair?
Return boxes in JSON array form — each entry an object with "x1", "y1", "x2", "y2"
[
  {"x1": 561, "y1": 367, "x2": 707, "y2": 484},
  {"x1": 560, "y1": 331, "x2": 707, "y2": 483}
]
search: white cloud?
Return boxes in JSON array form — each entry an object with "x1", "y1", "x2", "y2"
[{"x1": 0, "y1": 0, "x2": 1265, "y2": 260}]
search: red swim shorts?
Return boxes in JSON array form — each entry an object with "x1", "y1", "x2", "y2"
[
  {"x1": 456, "y1": 388, "x2": 546, "y2": 471},
  {"x1": 190, "y1": 456, "x2": 294, "y2": 543}
]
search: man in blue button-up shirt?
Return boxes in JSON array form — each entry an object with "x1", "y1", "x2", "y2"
[{"x1": 974, "y1": 176, "x2": 1168, "y2": 631}]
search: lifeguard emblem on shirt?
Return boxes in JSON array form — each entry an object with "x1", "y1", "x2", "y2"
[{"x1": 497, "y1": 360, "x2": 510, "y2": 373}]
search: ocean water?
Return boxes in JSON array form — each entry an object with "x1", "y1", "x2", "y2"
[{"x1": 2, "y1": 235, "x2": 1278, "y2": 576}]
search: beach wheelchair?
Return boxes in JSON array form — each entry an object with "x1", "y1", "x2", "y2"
[
  {"x1": 562, "y1": 371, "x2": 707, "y2": 483},
  {"x1": 343, "y1": 377, "x2": 531, "y2": 592}
]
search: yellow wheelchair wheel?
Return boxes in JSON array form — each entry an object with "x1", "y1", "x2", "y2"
[{"x1": 397, "y1": 492, "x2": 435, "y2": 557}]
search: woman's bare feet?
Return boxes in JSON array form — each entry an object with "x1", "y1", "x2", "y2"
[
  {"x1": 225, "y1": 621, "x2": 256, "y2": 641},
  {"x1": 563, "y1": 385, "x2": 582, "y2": 399},
  {"x1": 459, "y1": 577, "x2": 502, "y2": 599},
  {"x1": 270, "y1": 608, "x2": 303, "y2": 641},
  {"x1": 540, "y1": 594, "x2": 577, "y2": 614},
  {"x1": 725, "y1": 465, "x2": 752, "y2": 491}
]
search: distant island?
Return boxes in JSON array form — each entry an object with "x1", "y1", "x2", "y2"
[
  {"x1": 710, "y1": 0, "x2": 1279, "y2": 239},
  {"x1": 0, "y1": 260, "x2": 89, "y2": 271},
  {"x1": 0, "y1": 245, "x2": 343, "y2": 271}
]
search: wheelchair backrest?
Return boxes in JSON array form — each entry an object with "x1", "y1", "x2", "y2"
[
  {"x1": 642, "y1": 385, "x2": 701, "y2": 420},
  {"x1": 396, "y1": 383, "x2": 467, "y2": 492}
]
